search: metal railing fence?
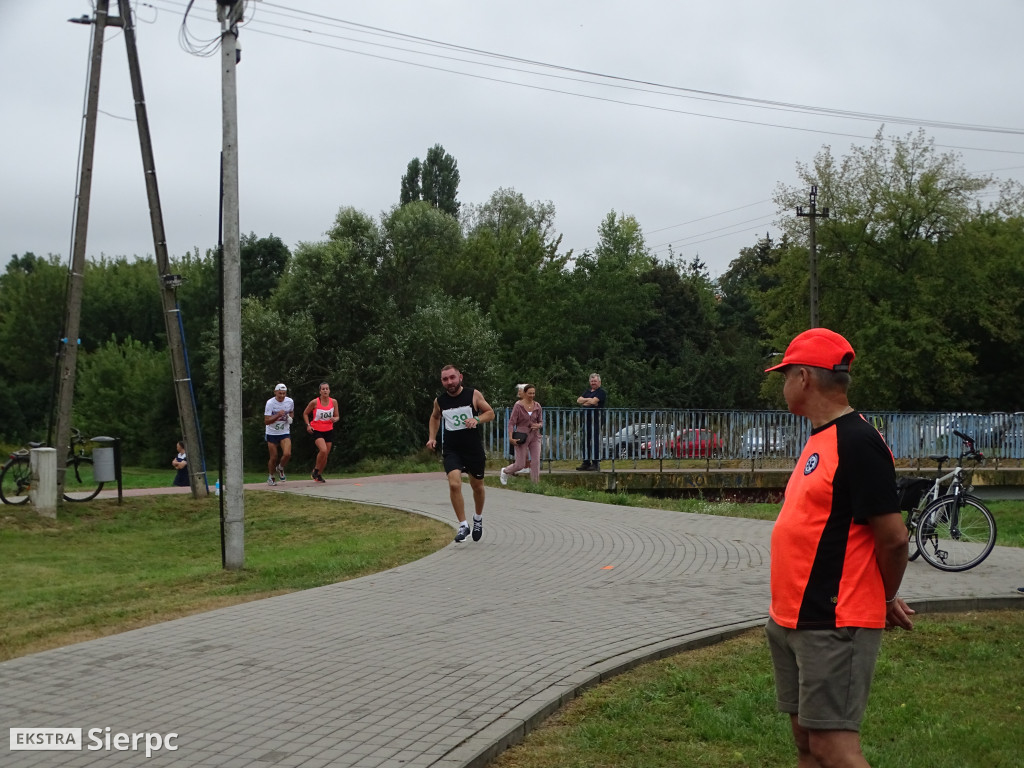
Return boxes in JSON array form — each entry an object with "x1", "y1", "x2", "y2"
[{"x1": 480, "y1": 408, "x2": 1024, "y2": 466}]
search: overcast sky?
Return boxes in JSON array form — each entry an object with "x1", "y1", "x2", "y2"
[{"x1": 2, "y1": 0, "x2": 1023, "y2": 278}]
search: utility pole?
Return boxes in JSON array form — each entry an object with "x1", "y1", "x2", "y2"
[
  {"x1": 58, "y1": 1, "x2": 208, "y2": 506},
  {"x1": 796, "y1": 185, "x2": 829, "y2": 328},
  {"x1": 54, "y1": 0, "x2": 114, "y2": 503},
  {"x1": 218, "y1": 0, "x2": 245, "y2": 570},
  {"x1": 119, "y1": 0, "x2": 207, "y2": 498}
]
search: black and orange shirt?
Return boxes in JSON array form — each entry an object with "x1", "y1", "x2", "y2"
[{"x1": 769, "y1": 412, "x2": 897, "y2": 630}]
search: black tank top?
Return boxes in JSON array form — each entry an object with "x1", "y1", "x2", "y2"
[{"x1": 437, "y1": 387, "x2": 481, "y2": 450}]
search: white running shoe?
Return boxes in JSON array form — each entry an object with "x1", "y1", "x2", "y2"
[{"x1": 499, "y1": 468, "x2": 508, "y2": 486}]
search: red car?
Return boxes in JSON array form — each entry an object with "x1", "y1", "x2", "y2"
[{"x1": 651, "y1": 428, "x2": 723, "y2": 458}]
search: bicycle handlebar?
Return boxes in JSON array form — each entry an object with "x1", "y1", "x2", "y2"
[{"x1": 952, "y1": 429, "x2": 984, "y2": 463}]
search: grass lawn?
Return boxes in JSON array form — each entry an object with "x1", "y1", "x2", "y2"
[
  {"x1": 0, "y1": 491, "x2": 451, "y2": 661},
  {"x1": 490, "y1": 610, "x2": 1024, "y2": 768}
]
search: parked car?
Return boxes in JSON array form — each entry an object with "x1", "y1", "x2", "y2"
[
  {"x1": 602, "y1": 423, "x2": 653, "y2": 459},
  {"x1": 648, "y1": 428, "x2": 723, "y2": 458},
  {"x1": 740, "y1": 426, "x2": 793, "y2": 457},
  {"x1": 999, "y1": 412, "x2": 1024, "y2": 458}
]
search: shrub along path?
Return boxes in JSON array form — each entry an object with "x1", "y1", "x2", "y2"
[{"x1": 3, "y1": 473, "x2": 1023, "y2": 767}]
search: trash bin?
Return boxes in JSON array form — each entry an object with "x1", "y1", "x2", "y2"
[{"x1": 91, "y1": 436, "x2": 119, "y2": 483}]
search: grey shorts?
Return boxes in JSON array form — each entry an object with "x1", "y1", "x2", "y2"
[{"x1": 765, "y1": 617, "x2": 882, "y2": 732}]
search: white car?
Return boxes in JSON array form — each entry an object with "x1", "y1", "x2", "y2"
[{"x1": 740, "y1": 426, "x2": 792, "y2": 457}]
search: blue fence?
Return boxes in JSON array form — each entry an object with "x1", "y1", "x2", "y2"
[{"x1": 481, "y1": 408, "x2": 1024, "y2": 465}]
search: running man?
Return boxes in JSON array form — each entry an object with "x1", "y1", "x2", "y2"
[
  {"x1": 264, "y1": 383, "x2": 294, "y2": 485},
  {"x1": 427, "y1": 364, "x2": 495, "y2": 543}
]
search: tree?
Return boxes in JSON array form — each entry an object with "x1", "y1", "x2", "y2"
[
  {"x1": 351, "y1": 295, "x2": 504, "y2": 457},
  {"x1": 398, "y1": 144, "x2": 461, "y2": 217},
  {"x1": 399, "y1": 158, "x2": 422, "y2": 206},
  {"x1": 378, "y1": 201, "x2": 463, "y2": 315},
  {"x1": 75, "y1": 336, "x2": 177, "y2": 466},
  {"x1": 459, "y1": 187, "x2": 561, "y2": 311},
  {"x1": 766, "y1": 129, "x2": 1014, "y2": 410},
  {"x1": 0, "y1": 254, "x2": 67, "y2": 440},
  {"x1": 240, "y1": 232, "x2": 290, "y2": 300}
]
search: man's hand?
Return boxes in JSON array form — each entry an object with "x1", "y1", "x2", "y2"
[{"x1": 886, "y1": 597, "x2": 915, "y2": 631}]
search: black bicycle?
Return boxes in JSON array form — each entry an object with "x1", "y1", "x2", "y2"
[
  {"x1": 0, "y1": 428, "x2": 103, "y2": 504},
  {"x1": 896, "y1": 430, "x2": 997, "y2": 572}
]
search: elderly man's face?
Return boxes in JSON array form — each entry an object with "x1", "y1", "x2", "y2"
[{"x1": 589, "y1": 375, "x2": 600, "y2": 389}]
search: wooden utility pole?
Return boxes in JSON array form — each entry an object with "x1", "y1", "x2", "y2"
[
  {"x1": 56, "y1": 1, "x2": 208, "y2": 506},
  {"x1": 119, "y1": 0, "x2": 207, "y2": 498},
  {"x1": 54, "y1": 0, "x2": 113, "y2": 503},
  {"x1": 796, "y1": 185, "x2": 829, "y2": 328},
  {"x1": 218, "y1": 0, "x2": 245, "y2": 570}
]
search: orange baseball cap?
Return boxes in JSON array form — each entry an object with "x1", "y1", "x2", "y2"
[{"x1": 765, "y1": 328, "x2": 855, "y2": 373}]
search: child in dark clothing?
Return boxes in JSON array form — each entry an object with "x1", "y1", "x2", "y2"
[{"x1": 172, "y1": 441, "x2": 189, "y2": 487}]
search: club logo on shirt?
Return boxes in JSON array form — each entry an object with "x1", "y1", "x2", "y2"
[{"x1": 803, "y1": 453, "x2": 820, "y2": 475}]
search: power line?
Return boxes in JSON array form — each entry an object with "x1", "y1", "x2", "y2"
[{"x1": 144, "y1": 0, "x2": 1024, "y2": 156}]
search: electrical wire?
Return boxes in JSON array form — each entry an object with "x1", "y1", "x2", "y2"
[{"x1": 143, "y1": 0, "x2": 1024, "y2": 147}]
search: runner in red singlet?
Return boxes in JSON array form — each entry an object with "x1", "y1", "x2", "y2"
[{"x1": 302, "y1": 382, "x2": 338, "y2": 483}]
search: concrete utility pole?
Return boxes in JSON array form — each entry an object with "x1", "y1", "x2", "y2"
[
  {"x1": 54, "y1": 0, "x2": 114, "y2": 503},
  {"x1": 119, "y1": 0, "x2": 207, "y2": 498},
  {"x1": 796, "y1": 185, "x2": 829, "y2": 328},
  {"x1": 218, "y1": 0, "x2": 245, "y2": 570}
]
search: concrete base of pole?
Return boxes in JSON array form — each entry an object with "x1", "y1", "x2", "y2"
[{"x1": 30, "y1": 447, "x2": 58, "y2": 518}]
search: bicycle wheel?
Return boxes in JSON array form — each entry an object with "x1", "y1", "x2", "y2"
[
  {"x1": 915, "y1": 494, "x2": 997, "y2": 572},
  {"x1": 63, "y1": 456, "x2": 103, "y2": 502},
  {"x1": 905, "y1": 511, "x2": 922, "y2": 561},
  {"x1": 0, "y1": 456, "x2": 32, "y2": 505}
]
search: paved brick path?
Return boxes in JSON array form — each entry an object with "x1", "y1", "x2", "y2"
[{"x1": 3, "y1": 474, "x2": 1023, "y2": 767}]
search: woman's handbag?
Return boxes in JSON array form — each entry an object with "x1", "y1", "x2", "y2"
[{"x1": 511, "y1": 431, "x2": 529, "y2": 444}]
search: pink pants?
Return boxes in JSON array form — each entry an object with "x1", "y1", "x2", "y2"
[{"x1": 503, "y1": 435, "x2": 541, "y2": 483}]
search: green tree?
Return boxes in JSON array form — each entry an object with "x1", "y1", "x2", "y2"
[
  {"x1": 459, "y1": 187, "x2": 561, "y2": 312},
  {"x1": 75, "y1": 336, "x2": 177, "y2": 466},
  {"x1": 398, "y1": 144, "x2": 461, "y2": 217},
  {"x1": 767, "y1": 129, "x2": 1012, "y2": 410},
  {"x1": 399, "y1": 158, "x2": 422, "y2": 206},
  {"x1": 352, "y1": 295, "x2": 503, "y2": 457},
  {"x1": 0, "y1": 254, "x2": 67, "y2": 440},
  {"x1": 82, "y1": 257, "x2": 163, "y2": 349},
  {"x1": 240, "y1": 232, "x2": 290, "y2": 300},
  {"x1": 378, "y1": 201, "x2": 463, "y2": 314}
]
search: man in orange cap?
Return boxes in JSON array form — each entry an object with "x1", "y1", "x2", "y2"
[{"x1": 764, "y1": 328, "x2": 914, "y2": 768}]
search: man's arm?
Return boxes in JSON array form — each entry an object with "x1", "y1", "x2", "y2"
[
  {"x1": 869, "y1": 512, "x2": 915, "y2": 630},
  {"x1": 471, "y1": 390, "x2": 495, "y2": 426},
  {"x1": 263, "y1": 400, "x2": 282, "y2": 425},
  {"x1": 427, "y1": 400, "x2": 441, "y2": 449}
]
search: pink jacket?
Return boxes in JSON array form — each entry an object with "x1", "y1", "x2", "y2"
[{"x1": 508, "y1": 401, "x2": 543, "y2": 441}]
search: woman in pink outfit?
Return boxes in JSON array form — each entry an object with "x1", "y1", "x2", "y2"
[{"x1": 499, "y1": 384, "x2": 543, "y2": 484}]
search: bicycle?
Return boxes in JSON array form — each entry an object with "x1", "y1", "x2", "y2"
[
  {"x1": 0, "y1": 428, "x2": 104, "y2": 504},
  {"x1": 896, "y1": 429, "x2": 997, "y2": 572}
]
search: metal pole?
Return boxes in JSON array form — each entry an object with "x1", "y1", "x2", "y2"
[
  {"x1": 219, "y1": 0, "x2": 245, "y2": 570},
  {"x1": 118, "y1": 0, "x2": 208, "y2": 498}
]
